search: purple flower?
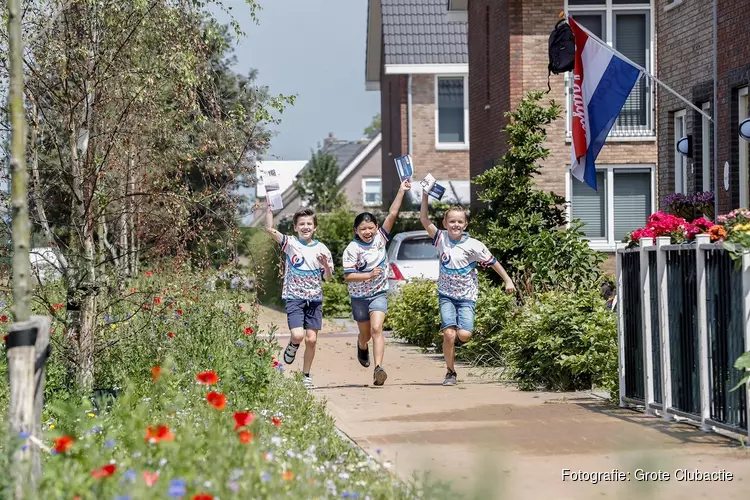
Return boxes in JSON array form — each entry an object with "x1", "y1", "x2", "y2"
[
  {"x1": 236, "y1": 340, "x2": 244, "y2": 346},
  {"x1": 123, "y1": 469, "x2": 137, "y2": 483},
  {"x1": 104, "y1": 439, "x2": 116, "y2": 448},
  {"x1": 168, "y1": 478, "x2": 187, "y2": 498},
  {"x1": 341, "y1": 493, "x2": 360, "y2": 499},
  {"x1": 261, "y1": 472, "x2": 272, "y2": 483}
]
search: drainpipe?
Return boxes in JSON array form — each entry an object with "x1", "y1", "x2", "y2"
[{"x1": 407, "y1": 74, "x2": 413, "y2": 157}]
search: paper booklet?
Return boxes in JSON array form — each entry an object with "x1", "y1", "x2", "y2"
[
  {"x1": 393, "y1": 155, "x2": 413, "y2": 181},
  {"x1": 420, "y1": 173, "x2": 445, "y2": 200},
  {"x1": 267, "y1": 190, "x2": 284, "y2": 211},
  {"x1": 262, "y1": 169, "x2": 280, "y2": 192}
]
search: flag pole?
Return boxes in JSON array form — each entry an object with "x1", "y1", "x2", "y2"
[
  {"x1": 712, "y1": 0, "x2": 720, "y2": 219},
  {"x1": 570, "y1": 17, "x2": 713, "y2": 122}
]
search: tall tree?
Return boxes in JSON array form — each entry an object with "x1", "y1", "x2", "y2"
[
  {"x1": 295, "y1": 150, "x2": 345, "y2": 213},
  {"x1": 0, "y1": 0, "x2": 294, "y2": 390},
  {"x1": 364, "y1": 113, "x2": 381, "y2": 137}
]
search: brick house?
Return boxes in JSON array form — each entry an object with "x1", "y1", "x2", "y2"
[
  {"x1": 465, "y1": 0, "x2": 658, "y2": 253},
  {"x1": 656, "y1": 0, "x2": 750, "y2": 214},
  {"x1": 250, "y1": 132, "x2": 383, "y2": 227},
  {"x1": 365, "y1": 0, "x2": 472, "y2": 207}
]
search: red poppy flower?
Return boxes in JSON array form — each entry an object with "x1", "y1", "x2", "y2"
[
  {"x1": 53, "y1": 435, "x2": 74, "y2": 454},
  {"x1": 282, "y1": 470, "x2": 293, "y2": 481},
  {"x1": 272, "y1": 360, "x2": 279, "y2": 368},
  {"x1": 130, "y1": 288, "x2": 137, "y2": 293},
  {"x1": 167, "y1": 332, "x2": 175, "y2": 338},
  {"x1": 272, "y1": 416, "x2": 281, "y2": 427},
  {"x1": 143, "y1": 470, "x2": 159, "y2": 487},
  {"x1": 52, "y1": 303, "x2": 64, "y2": 311},
  {"x1": 196, "y1": 371, "x2": 219, "y2": 385},
  {"x1": 192, "y1": 495, "x2": 213, "y2": 500},
  {"x1": 243, "y1": 327, "x2": 254, "y2": 335},
  {"x1": 238, "y1": 430, "x2": 253, "y2": 444},
  {"x1": 145, "y1": 425, "x2": 174, "y2": 443},
  {"x1": 257, "y1": 348, "x2": 264, "y2": 355},
  {"x1": 206, "y1": 391, "x2": 226, "y2": 410},
  {"x1": 233, "y1": 411, "x2": 255, "y2": 430},
  {"x1": 153, "y1": 297, "x2": 161, "y2": 305},
  {"x1": 0, "y1": 315, "x2": 7, "y2": 323},
  {"x1": 177, "y1": 309, "x2": 183, "y2": 315},
  {"x1": 145, "y1": 271, "x2": 153, "y2": 277},
  {"x1": 151, "y1": 366, "x2": 161, "y2": 382},
  {"x1": 91, "y1": 464, "x2": 116, "y2": 478},
  {"x1": 2, "y1": 335, "x2": 6, "y2": 342}
]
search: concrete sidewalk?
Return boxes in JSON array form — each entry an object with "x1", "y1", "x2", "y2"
[{"x1": 276, "y1": 327, "x2": 749, "y2": 499}]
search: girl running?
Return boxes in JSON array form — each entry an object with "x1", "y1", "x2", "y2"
[{"x1": 343, "y1": 179, "x2": 412, "y2": 386}]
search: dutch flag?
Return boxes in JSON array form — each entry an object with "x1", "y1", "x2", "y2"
[{"x1": 568, "y1": 16, "x2": 643, "y2": 191}]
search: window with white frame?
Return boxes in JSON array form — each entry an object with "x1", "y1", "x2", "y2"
[
  {"x1": 674, "y1": 109, "x2": 686, "y2": 193},
  {"x1": 566, "y1": 0, "x2": 653, "y2": 138},
  {"x1": 436, "y1": 76, "x2": 469, "y2": 149},
  {"x1": 740, "y1": 87, "x2": 749, "y2": 207},
  {"x1": 362, "y1": 177, "x2": 382, "y2": 206},
  {"x1": 701, "y1": 101, "x2": 711, "y2": 192},
  {"x1": 569, "y1": 166, "x2": 653, "y2": 250}
]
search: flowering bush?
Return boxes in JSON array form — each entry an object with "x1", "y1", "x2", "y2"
[
  {"x1": 0, "y1": 271, "x2": 448, "y2": 499},
  {"x1": 625, "y1": 211, "x2": 716, "y2": 247}
]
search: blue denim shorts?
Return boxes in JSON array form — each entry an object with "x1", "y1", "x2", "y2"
[
  {"x1": 439, "y1": 295, "x2": 476, "y2": 332},
  {"x1": 350, "y1": 293, "x2": 388, "y2": 323},
  {"x1": 285, "y1": 300, "x2": 323, "y2": 330}
]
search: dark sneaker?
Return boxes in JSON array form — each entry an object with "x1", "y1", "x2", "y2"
[
  {"x1": 373, "y1": 365, "x2": 388, "y2": 386},
  {"x1": 357, "y1": 342, "x2": 370, "y2": 367},
  {"x1": 443, "y1": 370, "x2": 457, "y2": 386},
  {"x1": 283, "y1": 341, "x2": 300, "y2": 364}
]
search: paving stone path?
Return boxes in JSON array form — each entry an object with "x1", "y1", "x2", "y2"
[{"x1": 265, "y1": 316, "x2": 750, "y2": 499}]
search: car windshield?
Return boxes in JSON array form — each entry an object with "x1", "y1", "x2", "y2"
[{"x1": 396, "y1": 238, "x2": 438, "y2": 261}]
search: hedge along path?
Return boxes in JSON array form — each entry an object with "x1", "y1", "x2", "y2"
[{"x1": 295, "y1": 332, "x2": 750, "y2": 500}]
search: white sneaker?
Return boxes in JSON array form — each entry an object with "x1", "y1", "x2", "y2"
[
  {"x1": 303, "y1": 375, "x2": 314, "y2": 390},
  {"x1": 283, "y1": 341, "x2": 299, "y2": 364}
]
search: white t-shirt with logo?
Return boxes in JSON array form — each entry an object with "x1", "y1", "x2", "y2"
[
  {"x1": 342, "y1": 227, "x2": 391, "y2": 299},
  {"x1": 433, "y1": 231, "x2": 496, "y2": 302},
  {"x1": 281, "y1": 236, "x2": 333, "y2": 302}
]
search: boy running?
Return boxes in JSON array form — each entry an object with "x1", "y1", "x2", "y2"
[
  {"x1": 265, "y1": 204, "x2": 334, "y2": 389},
  {"x1": 419, "y1": 192, "x2": 515, "y2": 386},
  {"x1": 343, "y1": 179, "x2": 412, "y2": 386}
]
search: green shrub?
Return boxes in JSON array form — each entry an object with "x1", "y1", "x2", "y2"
[
  {"x1": 495, "y1": 290, "x2": 617, "y2": 392},
  {"x1": 322, "y1": 274, "x2": 351, "y2": 318},
  {"x1": 388, "y1": 280, "x2": 441, "y2": 350},
  {"x1": 461, "y1": 278, "x2": 516, "y2": 364}
]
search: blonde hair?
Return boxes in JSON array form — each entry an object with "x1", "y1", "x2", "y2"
[{"x1": 443, "y1": 205, "x2": 469, "y2": 223}]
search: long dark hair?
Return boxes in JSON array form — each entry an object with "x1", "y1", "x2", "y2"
[{"x1": 353, "y1": 212, "x2": 378, "y2": 241}]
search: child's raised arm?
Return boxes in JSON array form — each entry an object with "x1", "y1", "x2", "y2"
[
  {"x1": 381, "y1": 179, "x2": 412, "y2": 235},
  {"x1": 264, "y1": 203, "x2": 284, "y2": 244},
  {"x1": 419, "y1": 191, "x2": 438, "y2": 239},
  {"x1": 490, "y1": 261, "x2": 516, "y2": 294}
]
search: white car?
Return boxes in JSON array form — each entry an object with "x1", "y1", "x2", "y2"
[{"x1": 386, "y1": 230, "x2": 439, "y2": 296}]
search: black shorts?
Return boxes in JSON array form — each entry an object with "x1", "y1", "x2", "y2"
[{"x1": 285, "y1": 300, "x2": 323, "y2": 330}]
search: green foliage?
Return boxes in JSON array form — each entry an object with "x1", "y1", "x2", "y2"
[
  {"x1": 322, "y1": 274, "x2": 351, "y2": 318},
  {"x1": 459, "y1": 278, "x2": 516, "y2": 364},
  {"x1": 242, "y1": 228, "x2": 284, "y2": 307},
  {"x1": 364, "y1": 113, "x2": 381, "y2": 137},
  {"x1": 494, "y1": 290, "x2": 618, "y2": 392},
  {"x1": 388, "y1": 280, "x2": 442, "y2": 350},
  {"x1": 472, "y1": 91, "x2": 604, "y2": 293},
  {"x1": 295, "y1": 151, "x2": 346, "y2": 212},
  {"x1": 0, "y1": 272, "x2": 440, "y2": 499},
  {"x1": 731, "y1": 351, "x2": 750, "y2": 391}
]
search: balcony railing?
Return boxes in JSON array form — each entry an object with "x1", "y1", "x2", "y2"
[
  {"x1": 616, "y1": 236, "x2": 749, "y2": 438},
  {"x1": 566, "y1": 75, "x2": 654, "y2": 139}
]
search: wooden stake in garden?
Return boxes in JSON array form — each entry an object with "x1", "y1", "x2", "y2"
[{"x1": 6, "y1": 0, "x2": 49, "y2": 497}]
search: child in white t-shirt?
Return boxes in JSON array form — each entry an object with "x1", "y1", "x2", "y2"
[
  {"x1": 419, "y1": 192, "x2": 516, "y2": 386},
  {"x1": 265, "y1": 204, "x2": 334, "y2": 389},
  {"x1": 343, "y1": 179, "x2": 412, "y2": 386}
]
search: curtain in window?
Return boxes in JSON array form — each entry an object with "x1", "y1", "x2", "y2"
[
  {"x1": 614, "y1": 171, "x2": 651, "y2": 241},
  {"x1": 437, "y1": 77, "x2": 465, "y2": 143},
  {"x1": 572, "y1": 171, "x2": 606, "y2": 238}
]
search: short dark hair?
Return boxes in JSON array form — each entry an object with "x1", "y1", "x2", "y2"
[{"x1": 293, "y1": 208, "x2": 317, "y2": 227}]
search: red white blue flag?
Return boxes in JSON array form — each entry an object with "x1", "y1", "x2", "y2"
[{"x1": 568, "y1": 16, "x2": 643, "y2": 191}]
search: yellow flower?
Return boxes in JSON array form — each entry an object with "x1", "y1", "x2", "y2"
[
  {"x1": 110, "y1": 324, "x2": 117, "y2": 330},
  {"x1": 87, "y1": 413, "x2": 95, "y2": 418},
  {"x1": 49, "y1": 424, "x2": 55, "y2": 430}
]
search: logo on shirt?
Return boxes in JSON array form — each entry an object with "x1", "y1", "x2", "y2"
[
  {"x1": 440, "y1": 251, "x2": 451, "y2": 266},
  {"x1": 355, "y1": 256, "x2": 367, "y2": 272},
  {"x1": 290, "y1": 254, "x2": 305, "y2": 269}
]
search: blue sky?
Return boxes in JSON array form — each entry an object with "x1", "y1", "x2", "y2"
[{"x1": 210, "y1": 0, "x2": 380, "y2": 161}]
